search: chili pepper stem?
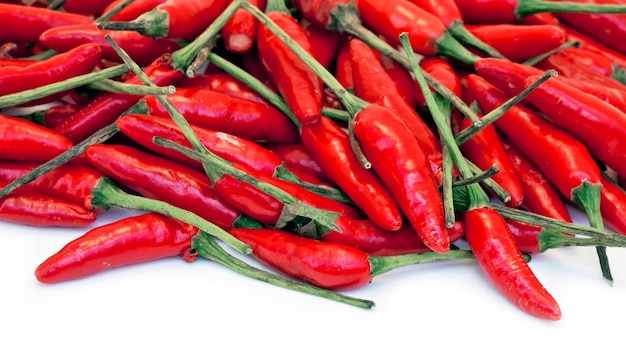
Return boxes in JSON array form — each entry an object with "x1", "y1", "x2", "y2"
[
  {"x1": 435, "y1": 31, "x2": 482, "y2": 66},
  {"x1": 447, "y1": 20, "x2": 507, "y2": 59},
  {"x1": 191, "y1": 232, "x2": 375, "y2": 309},
  {"x1": 91, "y1": 178, "x2": 251, "y2": 255},
  {"x1": 516, "y1": 0, "x2": 626, "y2": 18},
  {"x1": 87, "y1": 79, "x2": 176, "y2": 96},
  {"x1": 434, "y1": 92, "x2": 456, "y2": 227},
  {"x1": 98, "y1": 8, "x2": 170, "y2": 39},
  {"x1": 537, "y1": 229, "x2": 626, "y2": 252},
  {"x1": 572, "y1": 181, "x2": 613, "y2": 284},
  {"x1": 368, "y1": 250, "x2": 475, "y2": 277},
  {"x1": 523, "y1": 41, "x2": 581, "y2": 67}
]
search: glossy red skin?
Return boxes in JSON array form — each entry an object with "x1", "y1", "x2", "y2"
[
  {"x1": 143, "y1": 87, "x2": 300, "y2": 143},
  {"x1": 0, "y1": 43, "x2": 102, "y2": 106},
  {"x1": 145, "y1": 0, "x2": 228, "y2": 41},
  {"x1": 85, "y1": 144, "x2": 243, "y2": 231},
  {"x1": 35, "y1": 213, "x2": 199, "y2": 284},
  {"x1": 221, "y1": 0, "x2": 266, "y2": 54},
  {"x1": 54, "y1": 56, "x2": 184, "y2": 144},
  {"x1": 501, "y1": 140, "x2": 573, "y2": 223},
  {"x1": 263, "y1": 142, "x2": 330, "y2": 183},
  {"x1": 292, "y1": 0, "x2": 357, "y2": 28},
  {"x1": 349, "y1": 38, "x2": 444, "y2": 185},
  {"x1": 380, "y1": 54, "x2": 417, "y2": 108},
  {"x1": 0, "y1": 161, "x2": 105, "y2": 211},
  {"x1": 524, "y1": 75, "x2": 626, "y2": 178},
  {"x1": 556, "y1": 47, "x2": 617, "y2": 77},
  {"x1": 178, "y1": 73, "x2": 268, "y2": 103},
  {"x1": 560, "y1": 21, "x2": 626, "y2": 69},
  {"x1": 354, "y1": 104, "x2": 449, "y2": 253},
  {"x1": 116, "y1": 114, "x2": 283, "y2": 176},
  {"x1": 0, "y1": 181, "x2": 96, "y2": 227},
  {"x1": 465, "y1": 207, "x2": 562, "y2": 321},
  {"x1": 0, "y1": 58, "x2": 37, "y2": 67},
  {"x1": 102, "y1": 0, "x2": 168, "y2": 21},
  {"x1": 505, "y1": 219, "x2": 543, "y2": 254},
  {"x1": 465, "y1": 24, "x2": 566, "y2": 62},
  {"x1": 334, "y1": 39, "x2": 354, "y2": 91},
  {"x1": 408, "y1": 0, "x2": 462, "y2": 27},
  {"x1": 1, "y1": 115, "x2": 74, "y2": 162},
  {"x1": 39, "y1": 24, "x2": 181, "y2": 66},
  {"x1": 454, "y1": 0, "x2": 520, "y2": 24},
  {"x1": 414, "y1": 56, "x2": 463, "y2": 108},
  {"x1": 456, "y1": 114, "x2": 525, "y2": 208},
  {"x1": 300, "y1": 18, "x2": 341, "y2": 69},
  {"x1": 467, "y1": 73, "x2": 603, "y2": 200},
  {"x1": 358, "y1": 0, "x2": 446, "y2": 56},
  {"x1": 257, "y1": 12, "x2": 324, "y2": 126},
  {"x1": 322, "y1": 216, "x2": 465, "y2": 256},
  {"x1": 300, "y1": 116, "x2": 403, "y2": 231},
  {"x1": 516, "y1": 12, "x2": 561, "y2": 26},
  {"x1": 230, "y1": 227, "x2": 373, "y2": 290},
  {"x1": 600, "y1": 174, "x2": 626, "y2": 236},
  {"x1": 0, "y1": 3, "x2": 92, "y2": 43}
]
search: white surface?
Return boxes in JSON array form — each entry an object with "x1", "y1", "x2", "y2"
[{"x1": 2, "y1": 205, "x2": 626, "y2": 353}]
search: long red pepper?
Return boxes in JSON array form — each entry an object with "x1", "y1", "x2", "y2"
[
  {"x1": 140, "y1": 87, "x2": 300, "y2": 143},
  {"x1": 221, "y1": 0, "x2": 266, "y2": 54},
  {"x1": 300, "y1": 17, "x2": 342, "y2": 69},
  {"x1": 178, "y1": 72, "x2": 268, "y2": 103},
  {"x1": 559, "y1": 20, "x2": 626, "y2": 70},
  {"x1": 101, "y1": 0, "x2": 168, "y2": 21},
  {"x1": 1, "y1": 115, "x2": 74, "y2": 162},
  {"x1": 256, "y1": 0, "x2": 324, "y2": 126},
  {"x1": 0, "y1": 181, "x2": 97, "y2": 227},
  {"x1": 263, "y1": 142, "x2": 331, "y2": 183},
  {"x1": 35, "y1": 213, "x2": 199, "y2": 284},
  {"x1": 291, "y1": 0, "x2": 355, "y2": 29},
  {"x1": 39, "y1": 23, "x2": 182, "y2": 66},
  {"x1": 414, "y1": 57, "x2": 463, "y2": 110},
  {"x1": 600, "y1": 174, "x2": 626, "y2": 236}
]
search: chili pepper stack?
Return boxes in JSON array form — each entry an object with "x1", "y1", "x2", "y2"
[{"x1": 1, "y1": 0, "x2": 626, "y2": 320}]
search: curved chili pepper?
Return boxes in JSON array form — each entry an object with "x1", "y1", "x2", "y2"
[
  {"x1": 299, "y1": 116, "x2": 403, "y2": 231},
  {"x1": 0, "y1": 43, "x2": 102, "y2": 106},
  {"x1": 1, "y1": 115, "x2": 74, "y2": 162},
  {"x1": 141, "y1": 87, "x2": 300, "y2": 143},
  {"x1": 599, "y1": 174, "x2": 626, "y2": 236},
  {"x1": 99, "y1": 0, "x2": 228, "y2": 41},
  {"x1": 348, "y1": 38, "x2": 444, "y2": 185},
  {"x1": 0, "y1": 3, "x2": 92, "y2": 44},
  {"x1": 101, "y1": 0, "x2": 168, "y2": 21},
  {"x1": 0, "y1": 181, "x2": 97, "y2": 227},
  {"x1": 0, "y1": 57, "x2": 37, "y2": 67},
  {"x1": 555, "y1": 46, "x2": 621, "y2": 78},
  {"x1": 221, "y1": 0, "x2": 266, "y2": 54},
  {"x1": 35, "y1": 212, "x2": 199, "y2": 284},
  {"x1": 53, "y1": 55, "x2": 184, "y2": 144},
  {"x1": 256, "y1": 0, "x2": 324, "y2": 126},
  {"x1": 300, "y1": 17, "x2": 342, "y2": 69},
  {"x1": 39, "y1": 23, "x2": 181, "y2": 66},
  {"x1": 465, "y1": 23, "x2": 566, "y2": 62},
  {"x1": 559, "y1": 20, "x2": 626, "y2": 70},
  {"x1": 465, "y1": 207, "x2": 562, "y2": 320},
  {"x1": 357, "y1": 0, "x2": 480, "y2": 65},
  {"x1": 263, "y1": 142, "x2": 330, "y2": 183},
  {"x1": 353, "y1": 103, "x2": 449, "y2": 253},
  {"x1": 523, "y1": 74, "x2": 626, "y2": 179},
  {"x1": 84, "y1": 144, "x2": 255, "y2": 231}
]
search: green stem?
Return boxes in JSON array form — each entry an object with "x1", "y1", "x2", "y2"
[
  {"x1": 452, "y1": 164, "x2": 499, "y2": 187},
  {"x1": 523, "y1": 41, "x2": 581, "y2": 67},
  {"x1": 191, "y1": 232, "x2": 374, "y2": 309},
  {"x1": 153, "y1": 137, "x2": 342, "y2": 233},
  {"x1": 321, "y1": 107, "x2": 351, "y2": 123},
  {"x1": 98, "y1": 8, "x2": 170, "y2": 39},
  {"x1": 87, "y1": 78, "x2": 176, "y2": 96},
  {"x1": 91, "y1": 179, "x2": 251, "y2": 255},
  {"x1": 465, "y1": 159, "x2": 511, "y2": 204},
  {"x1": 47, "y1": 0, "x2": 67, "y2": 10},
  {"x1": 369, "y1": 250, "x2": 475, "y2": 276},
  {"x1": 435, "y1": 31, "x2": 482, "y2": 66},
  {"x1": 538, "y1": 229, "x2": 626, "y2": 252},
  {"x1": 0, "y1": 64, "x2": 128, "y2": 109},
  {"x1": 96, "y1": 0, "x2": 135, "y2": 23},
  {"x1": 447, "y1": 20, "x2": 508, "y2": 59},
  {"x1": 516, "y1": 0, "x2": 626, "y2": 18},
  {"x1": 273, "y1": 165, "x2": 355, "y2": 206},
  {"x1": 434, "y1": 92, "x2": 456, "y2": 227},
  {"x1": 23, "y1": 49, "x2": 57, "y2": 60}
]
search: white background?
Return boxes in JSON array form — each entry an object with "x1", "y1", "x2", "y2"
[{"x1": 2, "y1": 204, "x2": 626, "y2": 353}]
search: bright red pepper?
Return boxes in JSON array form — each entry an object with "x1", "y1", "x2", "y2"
[
  {"x1": 101, "y1": 0, "x2": 168, "y2": 21},
  {"x1": 559, "y1": 20, "x2": 626, "y2": 69},
  {"x1": 379, "y1": 54, "x2": 418, "y2": 108},
  {"x1": 465, "y1": 207, "x2": 561, "y2": 320},
  {"x1": 353, "y1": 103, "x2": 449, "y2": 253},
  {"x1": 555, "y1": 46, "x2": 622, "y2": 78},
  {"x1": 408, "y1": 0, "x2": 463, "y2": 27},
  {"x1": 0, "y1": 181, "x2": 96, "y2": 227},
  {"x1": 263, "y1": 142, "x2": 330, "y2": 183},
  {"x1": 299, "y1": 116, "x2": 403, "y2": 231},
  {"x1": 141, "y1": 87, "x2": 300, "y2": 143},
  {"x1": 39, "y1": 23, "x2": 181, "y2": 66},
  {"x1": 506, "y1": 219, "x2": 549, "y2": 254},
  {"x1": 1, "y1": 115, "x2": 74, "y2": 162},
  {"x1": 599, "y1": 174, "x2": 626, "y2": 236},
  {"x1": 221, "y1": 0, "x2": 266, "y2": 54},
  {"x1": 292, "y1": 0, "x2": 357, "y2": 29},
  {"x1": 516, "y1": 11, "x2": 561, "y2": 25},
  {"x1": 0, "y1": 57, "x2": 37, "y2": 67},
  {"x1": 414, "y1": 56, "x2": 463, "y2": 110},
  {"x1": 299, "y1": 17, "x2": 342, "y2": 69},
  {"x1": 24, "y1": 103, "x2": 84, "y2": 129},
  {"x1": 35, "y1": 213, "x2": 199, "y2": 284},
  {"x1": 178, "y1": 72, "x2": 268, "y2": 103}
]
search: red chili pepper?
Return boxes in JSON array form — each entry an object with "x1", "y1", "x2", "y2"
[
  {"x1": 57, "y1": 0, "x2": 117, "y2": 17},
  {"x1": 506, "y1": 219, "x2": 548, "y2": 254},
  {"x1": 516, "y1": 12, "x2": 561, "y2": 25},
  {"x1": 464, "y1": 23, "x2": 566, "y2": 62},
  {"x1": 299, "y1": 17, "x2": 342, "y2": 69},
  {"x1": 1, "y1": 115, "x2": 74, "y2": 162},
  {"x1": 240, "y1": 49, "x2": 275, "y2": 88},
  {"x1": 599, "y1": 174, "x2": 626, "y2": 236},
  {"x1": 0, "y1": 43, "x2": 102, "y2": 106},
  {"x1": 178, "y1": 73, "x2": 268, "y2": 103},
  {"x1": 408, "y1": 0, "x2": 463, "y2": 27},
  {"x1": 555, "y1": 46, "x2": 621, "y2": 78},
  {"x1": 221, "y1": 0, "x2": 266, "y2": 54},
  {"x1": 559, "y1": 20, "x2": 626, "y2": 69},
  {"x1": 380, "y1": 54, "x2": 418, "y2": 108},
  {"x1": 414, "y1": 57, "x2": 463, "y2": 110},
  {"x1": 0, "y1": 3, "x2": 92, "y2": 44},
  {"x1": 39, "y1": 23, "x2": 181, "y2": 66},
  {"x1": 465, "y1": 207, "x2": 561, "y2": 320},
  {"x1": 500, "y1": 138, "x2": 573, "y2": 223},
  {"x1": 35, "y1": 213, "x2": 199, "y2": 284},
  {"x1": 299, "y1": 116, "x2": 403, "y2": 231},
  {"x1": 523, "y1": 74, "x2": 626, "y2": 179},
  {"x1": 353, "y1": 103, "x2": 449, "y2": 253},
  {"x1": 84, "y1": 144, "x2": 252, "y2": 231},
  {"x1": 0, "y1": 57, "x2": 37, "y2": 67},
  {"x1": 348, "y1": 38, "x2": 444, "y2": 185},
  {"x1": 53, "y1": 55, "x2": 184, "y2": 144},
  {"x1": 292, "y1": 0, "x2": 357, "y2": 29},
  {"x1": 256, "y1": 0, "x2": 324, "y2": 126},
  {"x1": 0, "y1": 181, "x2": 97, "y2": 227},
  {"x1": 101, "y1": 0, "x2": 168, "y2": 21},
  {"x1": 33, "y1": 103, "x2": 84, "y2": 129},
  {"x1": 263, "y1": 142, "x2": 331, "y2": 183},
  {"x1": 141, "y1": 87, "x2": 300, "y2": 143}
]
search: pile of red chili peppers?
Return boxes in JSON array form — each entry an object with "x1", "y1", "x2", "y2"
[{"x1": 2, "y1": 0, "x2": 626, "y2": 320}]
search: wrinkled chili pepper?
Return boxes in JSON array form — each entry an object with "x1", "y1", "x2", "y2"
[
  {"x1": 39, "y1": 23, "x2": 182, "y2": 66},
  {"x1": 221, "y1": 0, "x2": 266, "y2": 54},
  {"x1": 140, "y1": 87, "x2": 300, "y2": 143},
  {"x1": 0, "y1": 181, "x2": 97, "y2": 227},
  {"x1": 35, "y1": 212, "x2": 199, "y2": 284},
  {"x1": 0, "y1": 43, "x2": 102, "y2": 106},
  {"x1": 256, "y1": 0, "x2": 324, "y2": 126},
  {"x1": 1, "y1": 114, "x2": 74, "y2": 162},
  {"x1": 229, "y1": 227, "x2": 473, "y2": 290},
  {"x1": 84, "y1": 144, "x2": 260, "y2": 231}
]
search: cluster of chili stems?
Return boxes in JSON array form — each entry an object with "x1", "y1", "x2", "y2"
[{"x1": 2, "y1": 0, "x2": 626, "y2": 320}]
